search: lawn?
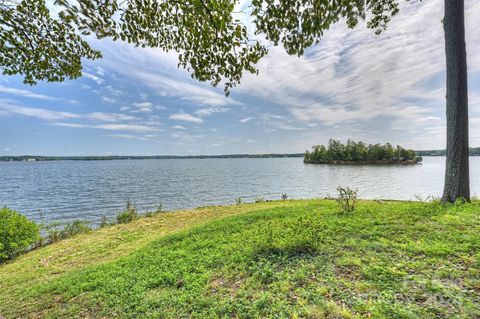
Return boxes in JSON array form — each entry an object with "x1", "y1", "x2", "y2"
[{"x1": 1, "y1": 199, "x2": 479, "y2": 318}]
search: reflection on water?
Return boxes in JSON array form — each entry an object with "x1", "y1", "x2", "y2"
[{"x1": 0, "y1": 156, "x2": 478, "y2": 224}]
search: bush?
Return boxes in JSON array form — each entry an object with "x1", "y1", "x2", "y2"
[
  {"x1": 0, "y1": 207, "x2": 40, "y2": 260},
  {"x1": 43, "y1": 222, "x2": 63, "y2": 244},
  {"x1": 43, "y1": 220, "x2": 92, "y2": 244},
  {"x1": 336, "y1": 186, "x2": 358, "y2": 213},
  {"x1": 117, "y1": 200, "x2": 138, "y2": 224},
  {"x1": 61, "y1": 220, "x2": 92, "y2": 237},
  {"x1": 99, "y1": 214, "x2": 112, "y2": 228},
  {"x1": 146, "y1": 203, "x2": 164, "y2": 217},
  {"x1": 254, "y1": 196, "x2": 265, "y2": 203}
]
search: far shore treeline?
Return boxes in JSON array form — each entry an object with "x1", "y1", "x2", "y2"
[
  {"x1": 304, "y1": 139, "x2": 422, "y2": 165},
  {"x1": 0, "y1": 154, "x2": 304, "y2": 162},
  {"x1": 2, "y1": 146, "x2": 480, "y2": 162}
]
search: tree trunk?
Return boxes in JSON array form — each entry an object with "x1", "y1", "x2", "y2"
[{"x1": 442, "y1": 0, "x2": 469, "y2": 202}]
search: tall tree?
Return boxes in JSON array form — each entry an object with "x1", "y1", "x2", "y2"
[
  {"x1": 0, "y1": 0, "x2": 471, "y2": 201},
  {"x1": 442, "y1": 0, "x2": 469, "y2": 202}
]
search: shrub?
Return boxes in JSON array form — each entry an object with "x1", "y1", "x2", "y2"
[
  {"x1": 43, "y1": 220, "x2": 92, "y2": 244},
  {"x1": 0, "y1": 207, "x2": 40, "y2": 260},
  {"x1": 117, "y1": 200, "x2": 138, "y2": 224},
  {"x1": 254, "y1": 196, "x2": 265, "y2": 203},
  {"x1": 99, "y1": 214, "x2": 112, "y2": 228},
  {"x1": 43, "y1": 222, "x2": 63, "y2": 243},
  {"x1": 156, "y1": 203, "x2": 164, "y2": 213},
  {"x1": 255, "y1": 221, "x2": 275, "y2": 253},
  {"x1": 61, "y1": 220, "x2": 92, "y2": 237},
  {"x1": 336, "y1": 186, "x2": 358, "y2": 213},
  {"x1": 145, "y1": 203, "x2": 163, "y2": 217}
]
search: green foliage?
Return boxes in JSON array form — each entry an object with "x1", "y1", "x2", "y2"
[
  {"x1": 0, "y1": 207, "x2": 40, "y2": 260},
  {"x1": 99, "y1": 214, "x2": 112, "y2": 228},
  {"x1": 235, "y1": 197, "x2": 243, "y2": 205},
  {"x1": 2, "y1": 200, "x2": 480, "y2": 317},
  {"x1": 1, "y1": 0, "x2": 402, "y2": 93},
  {"x1": 336, "y1": 186, "x2": 358, "y2": 213},
  {"x1": 145, "y1": 203, "x2": 164, "y2": 217},
  {"x1": 61, "y1": 220, "x2": 92, "y2": 237},
  {"x1": 254, "y1": 196, "x2": 265, "y2": 203},
  {"x1": 0, "y1": 0, "x2": 101, "y2": 84},
  {"x1": 42, "y1": 222, "x2": 63, "y2": 244},
  {"x1": 305, "y1": 139, "x2": 422, "y2": 164},
  {"x1": 116, "y1": 200, "x2": 138, "y2": 224},
  {"x1": 252, "y1": 0, "x2": 400, "y2": 56},
  {"x1": 43, "y1": 220, "x2": 92, "y2": 244}
]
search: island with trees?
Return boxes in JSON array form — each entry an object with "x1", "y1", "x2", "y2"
[{"x1": 304, "y1": 139, "x2": 422, "y2": 165}]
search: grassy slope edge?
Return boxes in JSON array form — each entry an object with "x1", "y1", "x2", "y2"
[{"x1": 0, "y1": 199, "x2": 479, "y2": 318}]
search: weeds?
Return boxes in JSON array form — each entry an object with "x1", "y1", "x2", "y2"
[
  {"x1": 254, "y1": 196, "x2": 265, "y2": 203},
  {"x1": 117, "y1": 200, "x2": 138, "y2": 224},
  {"x1": 146, "y1": 203, "x2": 164, "y2": 217},
  {"x1": 42, "y1": 220, "x2": 92, "y2": 244},
  {"x1": 99, "y1": 214, "x2": 112, "y2": 228},
  {"x1": 336, "y1": 186, "x2": 357, "y2": 213}
]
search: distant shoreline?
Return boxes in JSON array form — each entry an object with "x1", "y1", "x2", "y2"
[
  {"x1": 1, "y1": 153, "x2": 479, "y2": 162},
  {"x1": 0, "y1": 154, "x2": 305, "y2": 162},
  {"x1": 304, "y1": 159, "x2": 422, "y2": 165}
]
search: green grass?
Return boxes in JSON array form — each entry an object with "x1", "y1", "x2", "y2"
[{"x1": 1, "y1": 199, "x2": 479, "y2": 318}]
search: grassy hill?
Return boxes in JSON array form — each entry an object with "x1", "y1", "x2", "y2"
[{"x1": 1, "y1": 199, "x2": 479, "y2": 318}]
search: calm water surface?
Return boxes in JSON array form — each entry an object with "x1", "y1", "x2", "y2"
[{"x1": 1, "y1": 156, "x2": 479, "y2": 224}]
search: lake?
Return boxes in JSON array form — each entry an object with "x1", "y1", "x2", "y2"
[{"x1": 1, "y1": 156, "x2": 479, "y2": 225}]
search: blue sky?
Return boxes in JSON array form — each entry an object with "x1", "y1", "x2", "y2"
[{"x1": 1, "y1": 0, "x2": 479, "y2": 156}]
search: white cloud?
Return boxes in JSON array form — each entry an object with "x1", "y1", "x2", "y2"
[
  {"x1": 133, "y1": 102, "x2": 153, "y2": 108},
  {"x1": 195, "y1": 107, "x2": 230, "y2": 116},
  {"x1": 96, "y1": 67, "x2": 106, "y2": 77},
  {"x1": 101, "y1": 96, "x2": 116, "y2": 103},
  {"x1": 87, "y1": 112, "x2": 138, "y2": 122},
  {"x1": 107, "y1": 134, "x2": 154, "y2": 141},
  {"x1": 169, "y1": 112, "x2": 203, "y2": 123},
  {"x1": 83, "y1": 72, "x2": 104, "y2": 85},
  {"x1": 54, "y1": 123, "x2": 161, "y2": 132},
  {"x1": 0, "y1": 101, "x2": 139, "y2": 123},
  {"x1": 0, "y1": 103, "x2": 79, "y2": 120},
  {"x1": 240, "y1": 117, "x2": 254, "y2": 123},
  {"x1": 130, "y1": 101, "x2": 166, "y2": 113},
  {"x1": 0, "y1": 84, "x2": 58, "y2": 100},
  {"x1": 172, "y1": 125, "x2": 186, "y2": 130}
]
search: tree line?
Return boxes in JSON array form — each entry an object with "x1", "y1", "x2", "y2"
[{"x1": 304, "y1": 139, "x2": 422, "y2": 164}]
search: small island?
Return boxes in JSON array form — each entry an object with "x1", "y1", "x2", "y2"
[{"x1": 304, "y1": 139, "x2": 422, "y2": 165}]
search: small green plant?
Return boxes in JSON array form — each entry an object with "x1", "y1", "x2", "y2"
[
  {"x1": 156, "y1": 203, "x2": 164, "y2": 213},
  {"x1": 61, "y1": 220, "x2": 92, "y2": 237},
  {"x1": 281, "y1": 193, "x2": 288, "y2": 200},
  {"x1": 291, "y1": 217, "x2": 322, "y2": 252},
  {"x1": 235, "y1": 197, "x2": 242, "y2": 205},
  {"x1": 43, "y1": 222, "x2": 63, "y2": 244},
  {"x1": 43, "y1": 220, "x2": 92, "y2": 244},
  {"x1": 256, "y1": 221, "x2": 275, "y2": 253},
  {"x1": 254, "y1": 196, "x2": 265, "y2": 203},
  {"x1": 99, "y1": 214, "x2": 112, "y2": 228},
  {"x1": 146, "y1": 202, "x2": 164, "y2": 217},
  {"x1": 336, "y1": 186, "x2": 358, "y2": 213},
  {"x1": 0, "y1": 207, "x2": 40, "y2": 260},
  {"x1": 117, "y1": 200, "x2": 138, "y2": 224}
]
